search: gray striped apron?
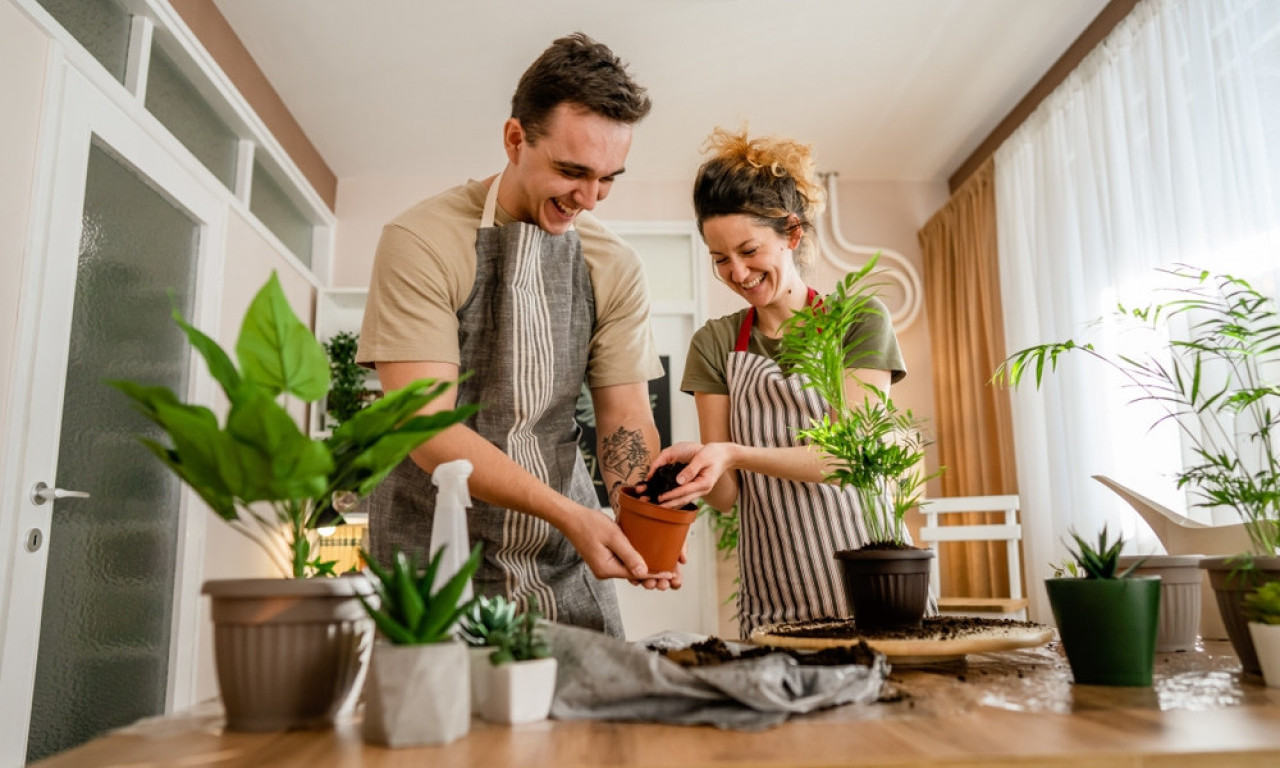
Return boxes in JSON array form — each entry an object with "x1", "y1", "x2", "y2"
[
  {"x1": 368, "y1": 174, "x2": 623, "y2": 636},
  {"x1": 729, "y1": 291, "x2": 874, "y2": 638}
]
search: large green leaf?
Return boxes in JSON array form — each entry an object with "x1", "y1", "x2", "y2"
[
  {"x1": 225, "y1": 384, "x2": 332, "y2": 501},
  {"x1": 235, "y1": 272, "x2": 329, "y2": 402},
  {"x1": 171, "y1": 309, "x2": 242, "y2": 399}
]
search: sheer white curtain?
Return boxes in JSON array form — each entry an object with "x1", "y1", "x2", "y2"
[{"x1": 995, "y1": 0, "x2": 1280, "y2": 621}]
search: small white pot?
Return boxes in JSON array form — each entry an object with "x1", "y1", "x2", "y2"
[
  {"x1": 1248, "y1": 622, "x2": 1280, "y2": 688},
  {"x1": 362, "y1": 640, "x2": 471, "y2": 747},
  {"x1": 1119, "y1": 555, "x2": 1204, "y2": 652},
  {"x1": 482, "y1": 656, "x2": 558, "y2": 725},
  {"x1": 469, "y1": 645, "x2": 494, "y2": 715}
]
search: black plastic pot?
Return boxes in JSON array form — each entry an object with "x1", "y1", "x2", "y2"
[
  {"x1": 834, "y1": 547, "x2": 934, "y2": 631},
  {"x1": 1045, "y1": 576, "x2": 1160, "y2": 686}
]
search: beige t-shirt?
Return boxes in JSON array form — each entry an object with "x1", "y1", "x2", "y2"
[
  {"x1": 681, "y1": 297, "x2": 907, "y2": 395},
  {"x1": 357, "y1": 178, "x2": 663, "y2": 387}
]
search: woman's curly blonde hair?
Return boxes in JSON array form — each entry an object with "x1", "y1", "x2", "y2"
[{"x1": 693, "y1": 126, "x2": 826, "y2": 270}]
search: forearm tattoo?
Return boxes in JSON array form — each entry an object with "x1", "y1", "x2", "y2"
[{"x1": 601, "y1": 426, "x2": 650, "y2": 508}]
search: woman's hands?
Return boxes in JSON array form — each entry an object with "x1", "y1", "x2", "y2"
[{"x1": 646, "y1": 441, "x2": 738, "y2": 509}]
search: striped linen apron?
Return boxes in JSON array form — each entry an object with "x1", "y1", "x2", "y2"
[
  {"x1": 729, "y1": 290, "x2": 874, "y2": 638},
  {"x1": 368, "y1": 174, "x2": 623, "y2": 636}
]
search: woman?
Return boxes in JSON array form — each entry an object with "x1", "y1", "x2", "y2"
[{"x1": 650, "y1": 127, "x2": 917, "y2": 637}]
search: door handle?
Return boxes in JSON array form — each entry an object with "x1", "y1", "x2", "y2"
[{"x1": 31, "y1": 481, "x2": 91, "y2": 505}]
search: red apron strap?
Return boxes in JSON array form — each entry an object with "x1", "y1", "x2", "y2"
[
  {"x1": 733, "y1": 289, "x2": 820, "y2": 353},
  {"x1": 734, "y1": 308, "x2": 755, "y2": 352}
]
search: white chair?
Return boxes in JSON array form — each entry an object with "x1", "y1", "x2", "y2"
[{"x1": 918, "y1": 494, "x2": 1027, "y2": 620}]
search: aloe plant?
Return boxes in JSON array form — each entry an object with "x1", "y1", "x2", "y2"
[
  {"x1": 1061, "y1": 527, "x2": 1143, "y2": 580},
  {"x1": 359, "y1": 543, "x2": 484, "y2": 645}
]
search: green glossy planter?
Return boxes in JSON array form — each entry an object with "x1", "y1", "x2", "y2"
[{"x1": 1045, "y1": 576, "x2": 1161, "y2": 686}]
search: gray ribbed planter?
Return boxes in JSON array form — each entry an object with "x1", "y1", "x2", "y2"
[
  {"x1": 1118, "y1": 555, "x2": 1203, "y2": 652},
  {"x1": 202, "y1": 575, "x2": 375, "y2": 732},
  {"x1": 1200, "y1": 556, "x2": 1280, "y2": 677},
  {"x1": 833, "y1": 547, "x2": 934, "y2": 631}
]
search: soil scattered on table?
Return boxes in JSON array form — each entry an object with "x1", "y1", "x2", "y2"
[
  {"x1": 653, "y1": 636, "x2": 878, "y2": 668},
  {"x1": 763, "y1": 615, "x2": 1043, "y2": 642}
]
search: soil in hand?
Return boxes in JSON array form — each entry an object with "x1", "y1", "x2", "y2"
[{"x1": 637, "y1": 462, "x2": 689, "y2": 503}]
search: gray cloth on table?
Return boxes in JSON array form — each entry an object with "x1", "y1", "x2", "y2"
[{"x1": 546, "y1": 623, "x2": 889, "y2": 731}]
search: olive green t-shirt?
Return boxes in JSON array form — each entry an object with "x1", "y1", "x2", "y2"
[
  {"x1": 681, "y1": 296, "x2": 906, "y2": 395},
  {"x1": 357, "y1": 178, "x2": 663, "y2": 387}
]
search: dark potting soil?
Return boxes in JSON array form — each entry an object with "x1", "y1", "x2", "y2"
[
  {"x1": 635, "y1": 462, "x2": 689, "y2": 502},
  {"x1": 651, "y1": 636, "x2": 879, "y2": 668},
  {"x1": 765, "y1": 615, "x2": 1043, "y2": 642}
]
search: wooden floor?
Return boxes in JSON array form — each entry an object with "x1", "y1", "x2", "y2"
[{"x1": 32, "y1": 641, "x2": 1280, "y2": 768}]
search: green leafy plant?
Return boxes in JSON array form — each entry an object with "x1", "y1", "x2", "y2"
[
  {"x1": 1244, "y1": 581, "x2": 1280, "y2": 625},
  {"x1": 459, "y1": 594, "x2": 518, "y2": 648},
  {"x1": 1061, "y1": 527, "x2": 1144, "y2": 580},
  {"x1": 995, "y1": 266, "x2": 1280, "y2": 556},
  {"x1": 487, "y1": 595, "x2": 551, "y2": 666},
  {"x1": 108, "y1": 272, "x2": 478, "y2": 578},
  {"x1": 359, "y1": 543, "x2": 483, "y2": 644},
  {"x1": 778, "y1": 256, "x2": 940, "y2": 545},
  {"x1": 323, "y1": 330, "x2": 374, "y2": 430}
]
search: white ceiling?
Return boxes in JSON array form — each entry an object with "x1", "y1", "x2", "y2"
[{"x1": 211, "y1": 0, "x2": 1110, "y2": 186}]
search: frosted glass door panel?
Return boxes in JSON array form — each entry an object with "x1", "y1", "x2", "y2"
[
  {"x1": 26, "y1": 142, "x2": 198, "y2": 763},
  {"x1": 35, "y1": 0, "x2": 131, "y2": 83}
]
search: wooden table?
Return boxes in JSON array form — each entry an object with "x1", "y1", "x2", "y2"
[{"x1": 32, "y1": 641, "x2": 1280, "y2": 768}]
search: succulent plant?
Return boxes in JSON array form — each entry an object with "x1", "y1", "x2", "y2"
[
  {"x1": 1062, "y1": 526, "x2": 1144, "y2": 580},
  {"x1": 459, "y1": 594, "x2": 518, "y2": 648}
]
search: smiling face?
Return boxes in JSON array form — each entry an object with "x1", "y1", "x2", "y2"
[
  {"x1": 497, "y1": 102, "x2": 633, "y2": 235},
  {"x1": 702, "y1": 214, "x2": 806, "y2": 310}
]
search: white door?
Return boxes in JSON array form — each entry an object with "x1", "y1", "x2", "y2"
[{"x1": 0, "y1": 61, "x2": 223, "y2": 764}]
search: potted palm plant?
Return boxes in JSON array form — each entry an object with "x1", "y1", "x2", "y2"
[
  {"x1": 108, "y1": 272, "x2": 477, "y2": 731},
  {"x1": 482, "y1": 596, "x2": 558, "y2": 725},
  {"x1": 359, "y1": 543, "x2": 483, "y2": 746},
  {"x1": 1047, "y1": 528, "x2": 1160, "y2": 686},
  {"x1": 460, "y1": 594, "x2": 519, "y2": 715},
  {"x1": 779, "y1": 258, "x2": 940, "y2": 630},
  {"x1": 997, "y1": 265, "x2": 1279, "y2": 675}
]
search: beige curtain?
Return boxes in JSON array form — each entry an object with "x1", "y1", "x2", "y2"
[{"x1": 917, "y1": 158, "x2": 1020, "y2": 599}]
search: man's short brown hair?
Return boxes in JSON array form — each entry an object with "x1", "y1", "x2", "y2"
[{"x1": 511, "y1": 32, "x2": 651, "y2": 143}]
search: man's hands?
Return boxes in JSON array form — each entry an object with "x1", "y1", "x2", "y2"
[{"x1": 560, "y1": 502, "x2": 681, "y2": 589}]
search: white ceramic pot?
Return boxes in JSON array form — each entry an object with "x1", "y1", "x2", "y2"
[
  {"x1": 1248, "y1": 622, "x2": 1280, "y2": 688},
  {"x1": 482, "y1": 656, "x2": 558, "y2": 725},
  {"x1": 362, "y1": 640, "x2": 471, "y2": 747},
  {"x1": 1118, "y1": 555, "x2": 1204, "y2": 652},
  {"x1": 469, "y1": 645, "x2": 494, "y2": 715}
]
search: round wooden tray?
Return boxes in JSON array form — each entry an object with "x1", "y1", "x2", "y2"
[{"x1": 750, "y1": 617, "x2": 1054, "y2": 664}]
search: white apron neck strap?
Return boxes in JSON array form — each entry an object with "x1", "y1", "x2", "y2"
[{"x1": 481, "y1": 171, "x2": 502, "y2": 228}]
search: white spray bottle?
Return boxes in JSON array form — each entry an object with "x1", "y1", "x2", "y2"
[{"x1": 430, "y1": 458, "x2": 475, "y2": 604}]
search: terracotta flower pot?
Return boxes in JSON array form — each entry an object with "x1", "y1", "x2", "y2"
[
  {"x1": 833, "y1": 547, "x2": 934, "y2": 631},
  {"x1": 616, "y1": 487, "x2": 697, "y2": 573}
]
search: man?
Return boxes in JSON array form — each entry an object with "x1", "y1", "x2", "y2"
[{"x1": 357, "y1": 33, "x2": 675, "y2": 637}]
